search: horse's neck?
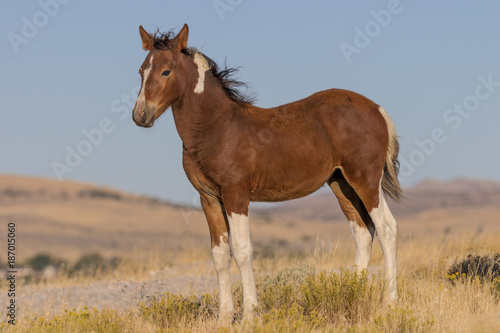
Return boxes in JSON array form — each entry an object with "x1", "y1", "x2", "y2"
[{"x1": 171, "y1": 82, "x2": 238, "y2": 152}]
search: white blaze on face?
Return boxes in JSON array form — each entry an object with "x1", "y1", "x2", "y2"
[
  {"x1": 138, "y1": 55, "x2": 154, "y2": 106},
  {"x1": 193, "y1": 52, "x2": 210, "y2": 94}
]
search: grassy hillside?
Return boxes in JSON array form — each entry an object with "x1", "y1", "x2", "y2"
[{"x1": 0, "y1": 175, "x2": 499, "y2": 331}]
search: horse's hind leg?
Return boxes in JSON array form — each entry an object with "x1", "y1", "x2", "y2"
[
  {"x1": 328, "y1": 170, "x2": 375, "y2": 270},
  {"x1": 341, "y1": 168, "x2": 398, "y2": 301},
  {"x1": 368, "y1": 188, "x2": 398, "y2": 301}
]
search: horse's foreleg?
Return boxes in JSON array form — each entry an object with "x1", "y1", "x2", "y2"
[
  {"x1": 221, "y1": 190, "x2": 258, "y2": 320},
  {"x1": 227, "y1": 210, "x2": 258, "y2": 320},
  {"x1": 200, "y1": 195, "x2": 234, "y2": 322}
]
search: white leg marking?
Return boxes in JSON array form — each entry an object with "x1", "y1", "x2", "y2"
[
  {"x1": 137, "y1": 55, "x2": 154, "y2": 106},
  {"x1": 193, "y1": 52, "x2": 210, "y2": 94},
  {"x1": 349, "y1": 221, "x2": 375, "y2": 270},
  {"x1": 211, "y1": 233, "x2": 234, "y2": 320},
  {"x1": 227, "y1": 212, "x2": 258, "y2": 319},
  {"x1": 369, "y1": 186, "x2": 398, "y2": 301}
]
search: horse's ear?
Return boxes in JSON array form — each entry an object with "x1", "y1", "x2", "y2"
[
  {"x1": 139, "y1": 26, "x2": 154, "y2": 51},
  {"x1": 173, "y1": 24, "x2": 189, "y2": 52}
]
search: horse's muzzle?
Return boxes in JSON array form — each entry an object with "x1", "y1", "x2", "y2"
[{"x1": 133, "y1": 104, "x2": 156, "y2": 128}]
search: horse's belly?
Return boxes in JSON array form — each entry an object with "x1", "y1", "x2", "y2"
[
  {"x1": 245, "y1": 128, "x2": 335, "y2": 202},
  {"x1": 250, "y1": 186, "x2": 323, "y2": 202},
  {"x1": 249, "y1": 166, "x2": 330, "y2": 202}
]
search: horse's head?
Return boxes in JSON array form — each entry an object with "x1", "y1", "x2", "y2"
[{"x1": 132, "y1": 24, "x2": 191, "y2": 128}]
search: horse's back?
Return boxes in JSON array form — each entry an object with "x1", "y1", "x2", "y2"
[{"x1": 242, "y1": 89, "x2": 389, "y2": 201}]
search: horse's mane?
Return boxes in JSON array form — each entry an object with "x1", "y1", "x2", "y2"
[{"x1": 152, "y1": 29, "x2": 255, "y2": 106}]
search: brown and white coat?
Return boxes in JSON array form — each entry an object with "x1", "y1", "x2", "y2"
[{"x1": 132, "y1": 24, "x2": 402, "y2": 322}]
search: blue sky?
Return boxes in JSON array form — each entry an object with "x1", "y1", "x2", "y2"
[{"x1": 1, "y1": 1, "x2": 499, "y2": 205}]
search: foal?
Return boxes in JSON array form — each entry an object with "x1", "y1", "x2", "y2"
[{"x1": 132, "y1": 24, "x2": 402, "y2": 321}]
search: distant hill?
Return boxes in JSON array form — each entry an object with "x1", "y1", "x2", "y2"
[
  {"x1": 1, "y1": 174, "x2": 499, "y2": 263},
  {"x1": 0, "y1": 174, "x2": 189, "y2": 208},
  {"x1": 0, "y1": 174, "x2": 207, "y2": 261},
  {"x1": 0, "y1": 174, "x2": 352, "y2": 261},
  {"x1": 255, "y1": 178, "x2": 500, "y2": 221}
]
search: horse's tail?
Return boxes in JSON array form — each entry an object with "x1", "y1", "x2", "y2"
[{"x1": 378, "y1": 106, "x2": 404, "y2": 202}]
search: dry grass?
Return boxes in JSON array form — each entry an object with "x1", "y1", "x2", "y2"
[
  {"x1": 1, "y1": 175, "x2": 499, "y2": 331},
  {"x1": 1, "y1": 229, "x2": 499, "y2": 332}
]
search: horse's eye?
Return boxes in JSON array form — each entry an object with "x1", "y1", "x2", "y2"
[{"x1": 162, "y1": 70, "x2": 171, "y2": 77}]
